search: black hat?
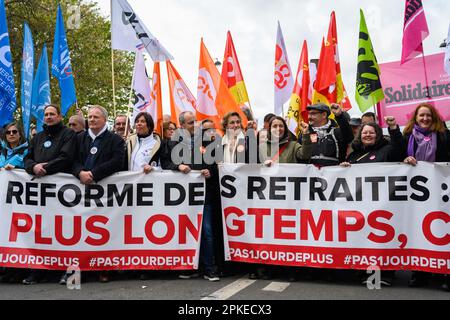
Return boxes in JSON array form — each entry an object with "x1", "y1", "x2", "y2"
[
  {"x1": 306, "y1": 103, "x2": 331, "y2": 117},
  {"x1": 349, "y1": 118, "x2": 362, "y2": 127}
]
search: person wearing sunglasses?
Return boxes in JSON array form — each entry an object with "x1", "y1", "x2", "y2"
[{"x1": 0, "y1": 123, "x2": 28, "y2": 170}]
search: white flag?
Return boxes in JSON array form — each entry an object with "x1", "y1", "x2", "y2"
[
  {"x1": 445, "y1": 23, "x2": 450, "y2": 77},
  {"x1": 274, "y1": 21, "x2": 294, "y2": 116},
  {"x1": 131, "y1": 51, "x2": 153, "y2": 124},
  {"x1": 111, "y1": 0, "x2": 173, "y2": 62}
]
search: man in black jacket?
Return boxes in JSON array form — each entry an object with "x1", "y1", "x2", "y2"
[
  {"x1": 72, "y1": 105, "x2": 125, "y2": 184},
  {"x1": 25, "y1": 104, "x2": 76, "y2": 177},
  {"x1": 298, "y1": 103, "x2": 354, "y2": 167},
  {"x1": 22, "y1": 104, "x2": 76, "y2": 285},
  {"x1": 160, "y1": 111, "x2": 220, "y2": 282},
  {"x1": 69, "y1": 105, "x2": 124, "y2": 284}
]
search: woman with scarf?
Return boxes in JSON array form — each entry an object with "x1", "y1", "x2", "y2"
[
  {"x1": 254, "y1": 116, "x2": 312, "y2": 281},
  {"x1": 125, "y1": 112, "x2": 161, "y2": 173},
  {"x1": 259, "y1": 116, "x2": 312, "y2": 166},
  {"x1": 0, "y1": 122, "x2": 28, "y2": 170},
  {"x1": 386, "y1": 103, "x2": 450, "y2": 291}
]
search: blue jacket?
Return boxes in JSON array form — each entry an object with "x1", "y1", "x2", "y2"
[{"x1": 0, "y1": 140, "x2": 29, "y2": 169}]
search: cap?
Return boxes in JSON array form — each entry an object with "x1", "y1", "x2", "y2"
[
  {"x1": 306, "y1": 103, "x2": 331, "y2": 117},
  {"x1": 349, "y1": 118, "x2": 362, "y2": 127}
]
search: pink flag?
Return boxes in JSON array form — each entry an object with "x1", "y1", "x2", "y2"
[{"x1": 401, "y1": 0, "x2": 429, "y2": 64}]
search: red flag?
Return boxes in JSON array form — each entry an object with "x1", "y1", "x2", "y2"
[
  {"x1": 287, "y1": 40, "x2": 310, "y2": 133},
  {"x1": 312, "y1": 37, "x2": 335, "y2": 104},
  {"x1": 313, "y1": 12, "x2": 352, "y2": 110}
]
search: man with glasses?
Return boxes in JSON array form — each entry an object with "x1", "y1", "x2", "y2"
[{"x1": 298, "y1": 103, "x2": 353, "y2": 168}]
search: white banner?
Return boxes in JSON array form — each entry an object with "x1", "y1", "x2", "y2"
[
  {"x1": 111, "y1": 0, "x2": 174, "y2": 61},
  {"x1": 219, "y1": 163, "x2": 450, "y2": 274},
  {"x1": 0, "y1": 170, "x2": 205, "y2": 271}
]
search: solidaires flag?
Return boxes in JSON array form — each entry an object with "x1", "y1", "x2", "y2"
[{"x1": 355, "y1": 9, "x2": 384, "y2": 113}]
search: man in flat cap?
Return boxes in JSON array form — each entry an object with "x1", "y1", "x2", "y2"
[{"x1": 298, "y1": 103, "x2": 353, "y2": 167}]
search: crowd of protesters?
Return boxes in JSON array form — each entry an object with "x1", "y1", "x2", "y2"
[{"x1": 0, "y1": 101, "x2": 448, "y2": 291}]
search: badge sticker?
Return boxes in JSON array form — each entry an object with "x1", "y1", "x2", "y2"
[
  {"x1": 90, "y1": 147, "x2": 98, "y2": 155},
  {"x1": 310, "y1": 134, "x2": 318, "y2": 143},
  {"x1": 44, "y1": 141, "x2": 52, "y2": 148},
  {"x1": 424, "y1": 136, "x2": 431, "y2": 142},
  {"x1": 370, "y1": 155, "x2": 376, "y2": 160},
  {"x1": 237, "y1": 145, "x2": 245, "y2": 153}
]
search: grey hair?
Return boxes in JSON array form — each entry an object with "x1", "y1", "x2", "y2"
[
  {"x1": 70, "y1": 115, "x2": 86, "y2": 128},
  {"x1": 179, "y1": 111, "x2": 194, "y2": 125},
  {"x1": 89, "y1": 105, "x2": 109, "y2": 120}
]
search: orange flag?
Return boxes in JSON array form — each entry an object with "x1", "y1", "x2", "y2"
[
  {"x1": 221, "y1": 31, "x2": 252, "y2": 118},
  {"x1": 150, "y1": 62, "x2": 163, "y2": 135},
  {"x1": 197, "y1": 38, "x2": 248, "y2": 131},
  {"x1": 287, "y1": 40, "x2": 310, "y2": 134},
  {"x1": 166, "y1": 61, "x2": 197, "y2": 126}
]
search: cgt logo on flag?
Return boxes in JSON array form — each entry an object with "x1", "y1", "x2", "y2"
[
  {"x1": 197, "y1": 68, "x2": 217, "y2": 116},
  {"x1": 274, "y1": 45, "x2": 291, "y2": 90},
  {"x1": 174, "y1": 80, "x2": 197, "y2": 113}
]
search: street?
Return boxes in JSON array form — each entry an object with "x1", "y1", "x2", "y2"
[{"x1": 0, "y1": 270, "x2": 448, "y2": 300}]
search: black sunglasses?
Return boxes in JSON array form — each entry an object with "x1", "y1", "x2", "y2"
[{"x1": 6, "y1": 130, "x2": 18, "y2": 135}]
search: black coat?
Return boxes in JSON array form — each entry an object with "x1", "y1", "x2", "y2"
[
  {"x1": 347, "y1": 138, "x2": 397, "y2": 164},
  {"x1": 160, "y1": 131, "x2": 220, "y2": 204},
  {"x1": 72, "y1": 129, "x2": 125, "y2": 182},
  {"x1": 388, "y1": 127, "x2": 450, "y2": 162},
  {"x1": 298, "y1": 113, "x2": 354, "y2": 166},
  {"x1": 25, "y1": 122, "x2": 76, "y2": 175}
]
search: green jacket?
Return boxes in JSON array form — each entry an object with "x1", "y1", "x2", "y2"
[{"x1": 259, "y1": 134, "x2": 312, "y2": 163}]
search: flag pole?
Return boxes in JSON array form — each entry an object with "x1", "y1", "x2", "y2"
[
  {"x1": 124, "y1": 52, "x2": 137, "y2": 138},
  {"x1": 110, "y1": 0, "x2": 117, "y2": 119},
  {"x1": 421, "y1": 51, "x2": 432, "y2": 100}
]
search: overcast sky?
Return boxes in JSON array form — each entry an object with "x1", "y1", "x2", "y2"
[{"x1": 93, "y1": 0, "x2": 450, "y2": 122}]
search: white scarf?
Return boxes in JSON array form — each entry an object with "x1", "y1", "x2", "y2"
[
  {"x1": 88, "y1": 124, "x2": 109, "y2": 142},
  {"x1": 312, "y1": 121, "x2": 332, "y2": 140},
  {"x1": 222, "y1": 130, "x2": 245, "y2": 163}
]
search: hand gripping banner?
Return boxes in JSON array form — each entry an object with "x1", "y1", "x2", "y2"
[
  {"x1": 0, "y1": 170, "x2": 205, "y2": 271},
  {"x1": 219, "y1": 163, "x2": 450, "y2": 274}
]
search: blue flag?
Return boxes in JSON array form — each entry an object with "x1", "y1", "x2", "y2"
[
  {"x1": 21, "y1": 23, "x2": 34, "y2": 139},
  {"x1": 31, "y1": 44, "x2": 50, "y2": 133},
  {"x1": 52, "y1": 5, "x2": 76, "y2": 116},
  {"x1": 0, "y1": 0, "x2": 16, "y2": 127}
]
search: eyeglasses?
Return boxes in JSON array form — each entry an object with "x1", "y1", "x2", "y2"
[
  {"x1": 186, "y1": 121, "x2": 195, "y2": 125},
  {"x1": 68, "y1": 123, "x2": 77, "y2": 127},
  {"x1": 6, "y1": 130, "x2": 18, "y2": 135},
  {"x1": 228, "y1": 120, "x2": 241, "y2": 125}
]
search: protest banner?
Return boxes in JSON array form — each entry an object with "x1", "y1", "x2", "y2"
[
  {"x1": 0, "y1": 170, "x2": 205, "y2": 271},
  {"x1": 220, "y1": 163, "x2": 450, "y2": 274},
  {"x1": 379, "y1": 53, "x2": 450, "y2": 127}
]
